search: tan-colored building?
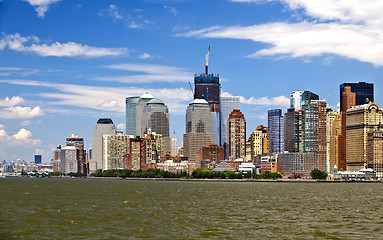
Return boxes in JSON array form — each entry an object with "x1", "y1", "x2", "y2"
[
  {"x1": 367, "y1": 131, "x2": 383, "y2": 177},
  {"x1": 103, "y1": 132, "x2": 130, "y2": 170},
  {"x1": 249, "y1": 125, "x2": 268, "y2": 159},
  {"x1": 346, "y1": 102, "x2": 383, "y2": 173},
  {"x1": 144, "y1": 133, "x2": 163, "y2": 165},
  {"x1": 227, "y1": 109, "x2": 246, "y2": 161},
  {"x1": 326, "y1": 110, "x2": 342, "y2": 172}
]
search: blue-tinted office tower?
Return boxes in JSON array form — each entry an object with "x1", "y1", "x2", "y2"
[
  {"x1": 340, "y1": 82, "x2": 374, "y2": 111},
  {"x1": 194, "y1": 47, "x2": 221, "y2": 145},
  {"x1": 34, "y1": 154, "x2": 42, "y2": 164},
  {"x1": 268, "y1": 109, "x2": 284, "y2": 153},
  {"x1": 126, "y1": 96, "x2": 139, "y2": 135},
  {"x1": 220, "y1": 96, "x2": 240, "y2": 149}
]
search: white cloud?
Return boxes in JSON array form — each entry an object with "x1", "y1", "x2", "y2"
[
  {"x1": 0, "y1": 96, "x2": 25, "y2": 107},
  {"x1": 101, "y1": 4, "x2": 124, "y2": 20},
  {"x1": 222, "y1": 92, "x2": 289, "y2": 107},
  {"x1": 164, "y1": 5, "x2": 178, "y2": 16},
  {"x1": 0, "y1": 124, "x2": 4, "y2": 129},
  {"x1": 0, "y1": 106, "x2": 43, "y2": 119},
  {"x1": 138, "y1": 53, "x2": 154, "y2": 59},
  {"x1": 21, "y1": 120, "x2": 32, "y2": 126},
  {"x1": 24, "y1": 0, "x2": 62, "y2": 18},
  {"x1": 0, "y1": 79, "x2": 193, "y2": 115},
  {"x1": 117, "y1": 123, "x2": 126, "y2": 130},
  {"x1": 0, "y1": 33, "x2": 128, "y2": 58},
  {"x1": 96, "y1": 63, "x2": 193, "y2": 83},
  {"x1": 0, "y1": 128, "x2": 41, "y2": 147},
  {"x1": 182, "y1": 1, "x2": 383, "y2": 67}
]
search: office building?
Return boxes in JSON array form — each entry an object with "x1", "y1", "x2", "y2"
[
  {"x1": 220, "y1": 96, "x2": 240, "y2": 148},
  {"x1": 284, "y1": 110, "x2": 305, "y2": 152},
  {"x1": 34, "y1": 154, "x2": 42, "y2": 164},
  {"x1": 91, "y1": 118, "x2": 116, "y2": 171},
  {"x1": 126, "y1": 96, "x2": 139, "y2": 136},
  {"x1": 144, "y1": 132, "x2": 163, "y2": 165},
  {"x1": 301, "y1": 91, "x2": 319, "y2": 109},
  {"x1": 346, "y1": 102, "x2": 383, "y2": 173},
  {"x1": 141, "y1": 98, "x2": 170, "y2": 155},
  {"x1": 195, "y1": 144, "x2": 225, "y2": 169},
  {"x1": 60, "y1": 146, "x2": 78, "y2": 174},
  {"x1": 227, "y1": 109, "x2": 246, "y2": 160},
  {"x1": 249, "y1": 125, "x2": 268, "y2": 159},
  {"x1": 326, "y1": 110, "x2": 341, "y2": 172},
  {"x1": 290, "y1": 90, "x2": 303, "y2": 111},
  {"x1": 268, "y1": 109, "x2": 284, "y2": 153},
  {"x1": 183, "y1": 99, "x2": 215, "y2": 162},
  {"x1": 103, "y1": 132, "x2": 130, "y2": 170},
  {"x1": 340, "y1": 82, "x2": 374, "y2": 109},
  {"x1": 66, "y1": 134, "x2": 86, "y2": 173},
  {"x1": 125, "y1": 137, "x2": 146, "y2": 171}
]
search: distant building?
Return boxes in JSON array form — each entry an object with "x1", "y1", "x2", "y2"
[
  {"x1": 125, "y1": 137, "x2": 146, "y2": 171},
  {"x1": 53, "y1": 147, "x2": 61, "y2": 172},
  {"x1": 301, "y1": 91, "x2": 319, "y2": 110},
  {"x1": 249, "y1": 125, "x2": 268, "y2": 159},
  {"x1": 284, "y1": 110, "x2": 305, "y2": 152},
  {"x1": 195, "y1": 144, "x2": 225, "y2": 169},
  {"x1": 278, "y1": 152, "x2": 324, "y2": 173},
  {"x1": 170, "y1": 137, "x2": 178, "y2": 157},
  {"x1": 340, "y1": 82, "x2": 374, "y2": 109},
  {"x1": 346, "y1": 102, "x2": 383, "y2": 175},
  {"x1": 103, "y1": 132, "x2": 130, "y2": 170},
  {"x1": 91, "y1": 118, "x2": 116, "y2": 171},
  {"x1": 326, "y1": 110, "x2": 341, "y2": 172},
  {"x1": 290, "y1": 90, "x2": 303, "y2": 111},
  {"x1": 60, "y1": 146, "x2": 78, "y2": 174},
  {"x1": 66, "y1": 134, "x2": 86, "y2": 173},
  {"x1": 220, "y1": 96, "x2": 240, "y2": 149},
  {"x1": 126, "y1": 96, "x2": 140, "y2": 136},
  {"x1": 227, "y1": 109, "x2": 246, "y2": 161},
  {"x1": 268, "y1": 109, "x2": 284, "y2": 153},
  {"x1": 144, "y1": 132, "x2": 163, "y2": 165},
  {"x1": 183, "y1": 99, "x2": 215, "y2": 163},
  {"x1": 34, "y1": 154, "x2": 42, "y2": 164}
]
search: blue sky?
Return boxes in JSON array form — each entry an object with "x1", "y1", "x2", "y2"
[{"x1": 1, "y1": 0, "x2": 383, "y2": 162}]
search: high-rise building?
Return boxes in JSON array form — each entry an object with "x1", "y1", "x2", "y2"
[
  {"x1": 268, "y1": 109, "x2": 284, "y2": 153},
  {"x1": 126, "y1": 96, "x2": 139, "y2": 136},
  {"x1": 60, "y1": 146, "x2": 78, "y2": 174},
  {"x1": 144, "y1": 132, "x2": 163, "y2": 165},
  {"x1": 346, "y1": 102, "x2": 383, "y2": 173},
  {"x1": 326, "y1": 110, "x2": 341, "y2": 172},
  {"x1": 66, "y1": 134, "x2": 86, "y2": 173},
  {"x1": 301, "y1": 91, "x2": 319, "y2": 109},
  {"x1": 339, "y1": 86, "x2": 356, "y2": 171},
  {"x1": 220, "y1": 96, "x2": 240, "y2": 149},
  {"x1": 91, "y1": 118, "x2": 116, "y2": 171},
  {"x1": 227, "y1": 109, "x2": 246, "y2": 160},
  {"x1": 249, "y1": 125, "x2": 268, "y2": 159},
  {"x1": 284, "y1": 110, "x2": 305, "y2": 152},
  {"x1": 125, "y1": 137, "x2": 146, "y2": 171},
  {"x1": 195, "y1": 144, "x2": 225, "y2": 169},
  {"x1": 141, "y1": 98, "x2": 170, "y2": 155},
  {"x1": 194, "y1": 47, "x2": 221, "y2": 145},
  {"x1": 171, "y1": 137, "x2": 178, "y2": 156},
  {"x1": 102, "y1": 132, "x2": 130, "y2": 170},
  {"x1": 340, "y1": 82, "x2": 374, "y2": 109},
  {"x1": 34, "y1": 154, "x2": 42, "y2": 164},
  {"x1": 303, "y1": 100, "x2": 327, "y2": 171},
  {"x1": 183, "y1": 99, "x2": 215, "y2": 162},
  {"x1": 290, "y1": 91, "x2": 303, "y2": 111}
]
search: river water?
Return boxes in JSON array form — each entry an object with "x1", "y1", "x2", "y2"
[{"x1": 1, "y1": 178, "x2": 383, "y2": 239}]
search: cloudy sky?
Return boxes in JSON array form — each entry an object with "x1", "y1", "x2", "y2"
[{"x1": 1, "y1": 0, "x2": 383, "y2": 162}]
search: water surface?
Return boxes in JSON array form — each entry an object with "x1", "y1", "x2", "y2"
[{"x1": 1, "y1": 178, "x2": 383, "y2": 239}]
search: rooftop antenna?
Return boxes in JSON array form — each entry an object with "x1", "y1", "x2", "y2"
[{"x1": 205, "y1": 46, "x2": 210, "y2": 75}]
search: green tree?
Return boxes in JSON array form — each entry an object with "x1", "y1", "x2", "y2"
[{"x1": 310, "y1": 168, "x2": 328, "y2": 179}]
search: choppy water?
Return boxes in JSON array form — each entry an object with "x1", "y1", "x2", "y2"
[{"x1": 1, "y1": 178, "x2": 383, "y2": 239}]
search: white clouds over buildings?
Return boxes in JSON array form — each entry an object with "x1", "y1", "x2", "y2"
[
  {"x1": 0, "y1": 33, "x2": 129, "y2": 58},
  {"x1": 182, "y1": 0, "x2": 383, "y2": 67},
  {"x1": 0, "y1": 96, "x2": 43, "y2": 119},
  {"x1": 0, "y1": 127, "x2": 41, "y2": 147}
]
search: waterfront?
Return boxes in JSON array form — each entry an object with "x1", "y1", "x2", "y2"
[{"x1": 1, "y1": 178, "x2": 383, "y2": 239}]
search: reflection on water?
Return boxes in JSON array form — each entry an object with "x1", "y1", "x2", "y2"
[{"x1": 1, "y1": 178, "x2": 383, "y2": 239}]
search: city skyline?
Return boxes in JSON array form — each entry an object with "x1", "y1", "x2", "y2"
[{"x1": 1, "y1": 0, "x2": 383, "y2": 162}]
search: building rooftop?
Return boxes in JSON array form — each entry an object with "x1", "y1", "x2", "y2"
[
  {"x1": 148, "y1": 98, "x2": 164, "y2": 105},
  {"x1": 97, "y1": 118, "x2": 114, "y2": 124},
  {"x1": 189, "y1": 99, "x2": 209, "y2": 105},
  {"x1": 140, "y1": 92, "x2": 154, "y2": 99}
]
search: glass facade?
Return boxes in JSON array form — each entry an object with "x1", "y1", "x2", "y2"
[
  {"x1": 340, "y1": 82, "x2": 374, "y2": 111},
  {"x1": 268, "y1": 109, "x2": 284, "y2": 153},
  {"x1": 126, "y1": 97, "x2": 139, "y2": 136},
  {"x1": 220, "y1": 96, "x2": 240, "y2": 148}
]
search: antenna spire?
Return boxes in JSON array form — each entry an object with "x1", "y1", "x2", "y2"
[{"x1": 205, "y1": 46, "x2": 210, "y2": 75}]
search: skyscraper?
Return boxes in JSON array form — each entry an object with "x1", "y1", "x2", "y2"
[
  {"x1": 249, "y1": 125, "x2": 268, "y2": 159},
  {"x1": 227, "y1": 109, "x2": 246, "y2": 161},
  {"x1": 284, "y1": 110, "x2": 305, "y2": 152},
  {"x1": 301, "y1": 91, "x2": 319, "y2": 109},
  {"x1": 340, "y1": 82, "x2": 374, "y2": 109},
  {"x1": 346, "y1": 102, "x2": 383, "y2": 173},
  {"x1": 34, "y1": 154, "x2": 42, "y2": 164},
  {"x1": 220, "y1": 96, "x2": 240, "y2": 148},
  {"x1": 141, "y1": 98, "x2": 170, "y2": 155},
  {"x1": 290, "y1": 91, "x2": 303, "y2": 111},
  {"x1": 66, "y1": 134, "x2": 86, "y2": 173},
  {"x1": 91, "y1": 118, "x2": 116, "y2": 171},
  {"x1": 268, "y1": 109, "x2": 284, "y2": 153},
  {"x1": 103, "y1": 132, "x2": 130, "y2": 170},
  {"x1": 126, "y1": 96, "x2": 139, "y2": 136},
  {"x1": 183, "y1": 99, "x2": 215, "y2": 162},
  {"x1": 194, "y1": 47, "x2": 221, "y2": 145}
]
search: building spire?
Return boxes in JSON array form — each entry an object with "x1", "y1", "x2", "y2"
[{"x1": 205, "y1": 46, "x2": 210, "y2": 75}]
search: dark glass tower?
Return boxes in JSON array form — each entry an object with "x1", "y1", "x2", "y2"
[{"x1": 340, "y1": 82, "x2": 374, "y2": 111}]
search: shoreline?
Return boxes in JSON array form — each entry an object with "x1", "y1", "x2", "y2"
[{"x1": 5, "y1": 175, "x2": 381, "y2": 183}]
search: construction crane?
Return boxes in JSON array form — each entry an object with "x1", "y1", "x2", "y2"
[
  {"x1": 205, "y1": 46, "x2": 210, "y2": 75},
  {"x1": 323, "y1": 94, "x2": 330, "y2": 101},
  {"x1": 188, "y1": 81, "x2": 194, "y2": 96}
]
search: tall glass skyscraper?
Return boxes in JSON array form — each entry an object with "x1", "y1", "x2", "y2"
[
  {"x1": 268, "y1": 109, "x2": 284, "y2": 153},
  {"x1": 290, "y1": 91, "x2": 303, "y2": 111},
  {"x1": 126, "y1": 96, "x2": 139, "y2": 136},
  {"x1": 220, "y1": 96, "x2": 240, "y2": 148},
  {"x1": 340, "y1": 82, "x2": 374, "y2": 111}
]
